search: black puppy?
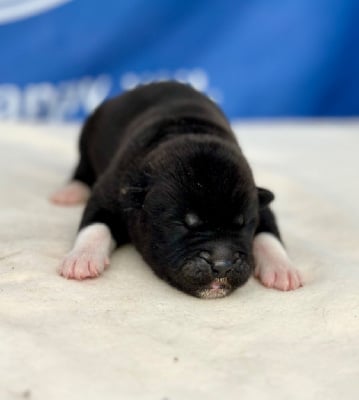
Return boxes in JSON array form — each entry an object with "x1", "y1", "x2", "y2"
[{"x1": 51, "y1": 82, "x2": 302, "y2": 298}]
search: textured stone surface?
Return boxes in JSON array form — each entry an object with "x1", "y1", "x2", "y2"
[{"x1": 0, "y1": 121, "x2": 358, "y2": 400}]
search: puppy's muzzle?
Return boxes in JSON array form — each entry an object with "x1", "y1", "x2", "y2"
[
  {"x1": 181, "y1": 250, "x2": 249, "y2": 283},
  {"x1": 198, "y1": 250, "x2": 244, "y2": 277}
]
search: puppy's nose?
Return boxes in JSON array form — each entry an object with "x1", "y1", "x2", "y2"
[
  {"x1": 210, "y1": 245, "x2": 234, "y2": 275},
  {"x1": 212, "y1": 259, "x2": 233, "y2": 275},
  {"x1": 199, "y1": 246, "x2": 235, "y2": 275}
]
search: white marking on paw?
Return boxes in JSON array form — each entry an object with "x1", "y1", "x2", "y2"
[
  {"x1": 50, "y1": 180, "x2": 90, "y2": 206},
  {"x1": 253, "y1": 233, "x2": 303, "y2": 291},
  {"x1": 58, "y1": 223, "x2": 115, "y2": 280}
]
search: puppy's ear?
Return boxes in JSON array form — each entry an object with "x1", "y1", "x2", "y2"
[{"x1": 257, "y1": 187, "x2": 275, "y2": 209}]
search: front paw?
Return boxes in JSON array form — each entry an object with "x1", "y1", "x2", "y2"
[
  {"x1": 254, "y1": 260, "x2": 303, "y2": 291},
  {"x1": 253, "y1": 233, "x2": 303, "y2": 291},
  {"x1": 58, "y1": 250, "x2": 110, "y2": 280}
]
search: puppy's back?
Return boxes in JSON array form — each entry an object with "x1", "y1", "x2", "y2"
[{"x1": 83, "y1": 82, "x2": 233, "y2": 175}]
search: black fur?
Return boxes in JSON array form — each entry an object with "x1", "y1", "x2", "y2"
[{"x1": 72, "y1": 82, "x2": 281, "y2": 297}]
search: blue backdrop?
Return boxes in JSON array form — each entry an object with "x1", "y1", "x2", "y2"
[{"x1": 1, "y1": 0, "x2": 359, "y2": 121}]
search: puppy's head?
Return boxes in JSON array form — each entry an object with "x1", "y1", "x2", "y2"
[{"x1": 123, "y1": 138, "x2": 274, "y2": 298}]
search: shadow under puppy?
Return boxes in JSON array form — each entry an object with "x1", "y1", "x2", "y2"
[{"x1": 51, "y1": 82, "x2": 303, "y2": 298}]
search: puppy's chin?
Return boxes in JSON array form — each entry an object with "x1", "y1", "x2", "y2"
[
  {"x1": 167, "y1": 259, "x2": 253, "y2": 299},
  {"x1": 196, "y1": 277, "x2": 233, "y2": 299}
]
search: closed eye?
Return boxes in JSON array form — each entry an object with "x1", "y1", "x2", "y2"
[
  {"x1": 233, "y1": 214, "x2": 244, "y2": 226},
  {"x1": 232, "y1": 215, "x2": 258, "y2": 230}
]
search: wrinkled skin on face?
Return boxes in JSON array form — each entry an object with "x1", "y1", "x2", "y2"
[
  {"x1": 138, "y1": 193, "x2": 258, "y2": 298},
  {"x1": 125, "y1": 139, "x2": 272, "y2": 298}
]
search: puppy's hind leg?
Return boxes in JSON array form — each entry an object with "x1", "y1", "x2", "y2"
[
  {"x1": 50, "y1": 120, "x2": 96, "y2": 206},
  {"x1": 253, "y1": 207, "x2": 303, "y2": 291},
  {"x1": 50, "y1": 179, "x2": 91, "y2": 206}
]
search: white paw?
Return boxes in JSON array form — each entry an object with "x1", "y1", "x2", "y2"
[
  {"x1": 254, "y1": 260, "x2": 303, "y2": 291},
  {"x1": 58, "y1": 224, "x2": 114, "y2": 280},
  {"x1": 50, "y1": 181, "x2": 90, "y2": 206},
  {"x1": 58, "y1": 249, "x2": 110, "y2": 280},
  {"x1": 253, "y1": 233, "x2": 303, "y2": 291}
]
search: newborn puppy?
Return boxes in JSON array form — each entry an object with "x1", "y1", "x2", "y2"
[{"x1": 51, "y1": 82, "x2": 303, "y2": 298}]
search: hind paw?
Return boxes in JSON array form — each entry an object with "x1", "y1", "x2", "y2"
[{"x1": 50, "y1": 181, "x2": 90, "y2": 206}]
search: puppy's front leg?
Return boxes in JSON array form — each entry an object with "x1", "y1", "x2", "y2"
[
  {"x1": 58, "y1": 171, "x2": 129, "y2": 280},
  {"x1": 59, "y1": 223, "x2": 115, "y2": 280},
  {"x1": 253, "y1": 233, "x2": 303, "y2": 291},
  {"x1": 253, "y1": 207, "x2": 303, "y2": 291}
]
